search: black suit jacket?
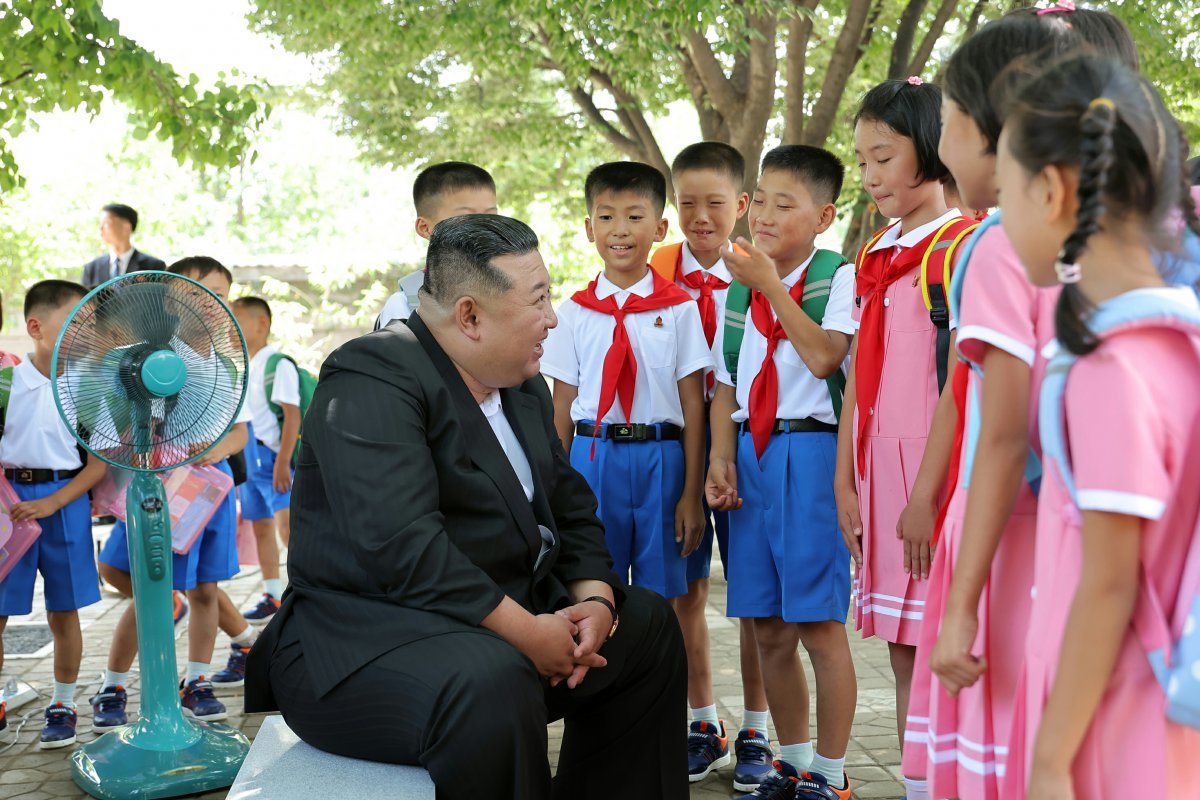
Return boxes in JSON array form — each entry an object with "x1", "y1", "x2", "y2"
[
  {"x1": 81, "y1": 249, "x2": 165, "y2": 289},
  {"x1": 246, "y1": 313, "x2": 619, "y2": 708}
]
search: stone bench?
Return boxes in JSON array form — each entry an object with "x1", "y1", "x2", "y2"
[{"x1": 228, "y1": 715, "x2": 435, "y2": 799}]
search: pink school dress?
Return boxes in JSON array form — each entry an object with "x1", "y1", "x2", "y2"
[
  {"x1": 901, "y1": 221, "x2": 1058, "y2": 799},
  {"x1": 851, "y1": 219, "x2": 964, "y2": 645},
  {"x1": 1003, "y1": 288, "x2": 1200, "y2": 799}
]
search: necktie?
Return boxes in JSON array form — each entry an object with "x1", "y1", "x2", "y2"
[
  {"x1": 111, "y1": 255, "x2": 122, "y2": 280},
  {"x1": 853, "y1": 226, "x2": 941, "y2": 476},
  {"x1": 746, "y1": 277, "x2": 808, "y2": 460},
  {"x1": 571, "y1": 271, "x2": 692, "y2": 457},
  {"x1": 678, "y1": 266, "x2": 729, "y2": 395}
]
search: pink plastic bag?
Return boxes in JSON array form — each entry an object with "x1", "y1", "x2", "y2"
[
  {"x1": 0, "y1": 476, "x2": 43, "y2": 584},
  {"x1": 104, "y1": 465, "x2": 234, "y2": 555},
  {"x1": 235, "y1": 506, "x2": 259, "y2": 566}
]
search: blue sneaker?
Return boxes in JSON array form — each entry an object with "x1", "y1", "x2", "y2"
[
  {"x1": 687, "y1": 719, "x2": 731, "y2": 782},
  {"x1": 242, "y1": 593, "x2": 280, "y2": 624},
  {"x1": 795, "y1": 770, "x2": 852, "y2": 800},
  {"x1": 210, "y1": 642, "x2": 250, "y2": 689},
  {"x1": 733, "y1": 727, "x2": 775, "y2": 791},
  {"x1": 741, "y1": 759, "x2": 801, "y2": 799},
  {"x1": 90, "y1": 684, "x2": 129, "y2": 730},
  {"x1": 180, "y1": 677, "x2": 227, "y2": 722},
  {"x1": 39, "y1": 703, "x2": 78, "y2": 749}
]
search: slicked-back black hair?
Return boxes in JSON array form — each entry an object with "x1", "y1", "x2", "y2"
[
  {"x1": 423, "y1": 213, "x2": 539, "y2": 304},
  {"x1": 584, "y1": 161, "x2": 667, "y2": 215},
  {"x1": 760, "y1": 145, "x2": 845, "y2": 205}
]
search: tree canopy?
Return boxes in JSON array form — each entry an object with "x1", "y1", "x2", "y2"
[{"x1": 0, "y1": 0, "x2": 268, "y2": 192}]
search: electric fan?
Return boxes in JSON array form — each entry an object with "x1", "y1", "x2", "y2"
[{"x1": 51, "y1": 271, "x2": 251, "y2": 799}]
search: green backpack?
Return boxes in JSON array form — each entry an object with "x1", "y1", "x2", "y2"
[
  {"x1": 263, "y1": 353, "x2": 318, "y2": 467},
  {"x1": 721, "y1": 248, "x2": 848, "y2": 418}
]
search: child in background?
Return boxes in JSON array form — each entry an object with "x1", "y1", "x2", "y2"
[
  {"x1": 0, "y1": 293, "x2": 20, "y2": 366},
  {"x1": 542, "y1": 161, "x2": 709, "y2": 611},
  {"x1": 898, "y1": 9, "x2": 1141, "y2": 800},
  {"x1": 996, "y1": 55, "x2": 1200, "y2": 800},
  {"x1": 93, "y1": 258, "x2": 254, "y2": 727},
  {"x1": 375, "y1": 161, "x2": 498, "y2": 328},
  {"x1": 232, "y1": 297, "x2": 301, "y2": 623},
  {"x1": 707, "y1": 145, "x2": 857, "y2": 799},
  {"x1": 652, "y1": 142, "x2": 773, "y2": 790},
  {"x1": 834, "y1": 77, "x2": 975, "y2": 797},
  {"x1": 0, "y1": 280, "x2": 107, "y2": 748}
]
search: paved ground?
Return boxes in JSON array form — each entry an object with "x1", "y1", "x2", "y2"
[{"x1": 1, "y1": 542, "x2": 904, "y2": 799}]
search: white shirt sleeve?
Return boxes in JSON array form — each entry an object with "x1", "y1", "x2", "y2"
[
  {"x1": 375, "y1": 291, "x2": 412, "y2": 330},
  {"x1": 539, "y1": 300, "x2": 580, "y2": 386},
  {"x1": 821, "y1": 265, "x2": 857, "y2": 335},
  {"x1": 270, "y1": 358, "x2": 301, "y2": 407},
  {"x1": 673, "y1": 301, "x2": 714, "y2": 380}
]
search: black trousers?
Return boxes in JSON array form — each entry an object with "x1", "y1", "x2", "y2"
[{"x1": 268, "y1": 586, "x2": 688, "y2": 800}]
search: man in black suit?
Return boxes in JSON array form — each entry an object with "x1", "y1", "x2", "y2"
[
  {"x1": 245, "y1": 214, "x2": 687, "y2": 799},
  {"x1": 81, "y1": 204, "x2": 165, "y2": 288}
]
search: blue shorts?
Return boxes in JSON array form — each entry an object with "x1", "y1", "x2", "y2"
[
  {"x1": 99, "y1": 460, "x2": 239, "y2": 590},
  {"x1": 0, "y1": 479, "x2": 99, "y2": 615},
  {"x1": 569, "y1": 427, "x2": 687, "y2": 599},
  {"x1": 240, "y1": 437, "x2": 291, "y2": 521},
  {"x1": 726, "y1": 430, "x2": 850, "y2": 623}
]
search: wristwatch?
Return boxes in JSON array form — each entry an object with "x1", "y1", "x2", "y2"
[{"x1": 582, "y1": 595, "x2": 619, "y2": 641}]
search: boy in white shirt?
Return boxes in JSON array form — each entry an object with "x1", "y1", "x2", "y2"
[
  {"x1": 232, "y1": 297, "x2": 300, "y2": 623},
  {"x1": 542, "y1": 161, "x2": 710, "y2": 606},
  {"x1": 707, "y1": 145, "x2": 858, "y2": 798},
  {"x1": 0, "y1": 280, "x2": 107, "y2": 748}
]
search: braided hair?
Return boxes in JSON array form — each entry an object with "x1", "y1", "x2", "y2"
[{"x1": 1004, "y1": 55, "x2": 1190, "y2": 355}]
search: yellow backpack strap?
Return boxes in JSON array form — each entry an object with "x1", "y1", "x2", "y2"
[
  {"x1": 855, "y1": 226, "x2": 890, "y2": 274},
  {"x1": 919, "y1": 219, "x2": 969, "y2": 311}
]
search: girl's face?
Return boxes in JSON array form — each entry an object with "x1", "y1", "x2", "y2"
[
  {"x1": 939, "y1": 99, "x2": 997, "y2": 211},
  {"x1": 996, "y1": 127, "x2": 1074, "y2": 288},
  {"x1": 854, "y1": 119, "x2": 941, "y2": 224}
]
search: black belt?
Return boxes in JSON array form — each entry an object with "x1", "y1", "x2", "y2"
[
  {"x1": 5, "y1": 467, "x2": 84, "y2": 485},
  {"x1": 739, "y1": 418, "x2": 838, "y2": 435},
  {"x1": 575, "y1": 422, "x2": 682, "y2": 442}
]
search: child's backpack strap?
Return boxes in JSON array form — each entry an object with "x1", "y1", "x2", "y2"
[
  {"x1": 947, "y1": 212, "x2": 1003, "y2": 327},
  {"x1": 721, "y1": 249, "x2": 848, "y2": 419},
  {"x1": 650, "y1": 242, "x2": 684, "y2": 283},
  {"x1": 1039, "y1": 291, "x2": 1200, "y2": 730},
  {"x1": 0, "y1": 365, "x2": 12, "y2": 442},
  {"x1": 920, "y1": 218, "x2": 979, "y2": 391}
]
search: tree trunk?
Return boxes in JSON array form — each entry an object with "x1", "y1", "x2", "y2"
[
  {"x1": 783, "y1": 0, "x2": 821, "y2": 144},
  {"x1": 802, "y1": 0, "x2": 874, "y2": 147},
  {"x1": 889, "y1": 0, "x2": 929, "y2": 79}
]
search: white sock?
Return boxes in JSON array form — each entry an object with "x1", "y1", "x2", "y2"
[
  {"x1": 690, "y1": 703, "x2": 720, "y2": 727},
  {"x1": 185, "y1": 662, "x2": 209, "y2": 684},
  {"x1": 811, "y1": 753, "x2": 846, "y2": 788},
  {"x1": 230, "y1": 626, "x2": 256, "y2": 647},
  {"x1": 778, "y1": 741, "x2": 813, "y2": 772},
  {"x1": 263, "y1": 578, "x2": 283, "y2": 598},
  {"x1": 51, "y1": 681, "x2": 76, "y2": 708},
  {"x1": 741, "y1": 708, "x2": 770, "y2": 733},
  {"x1": 103, "y1": 670, "x2": 129, "y2": 689},
  {"x1": 904, "y1": 777, "x2": 931, "y2": 800}
]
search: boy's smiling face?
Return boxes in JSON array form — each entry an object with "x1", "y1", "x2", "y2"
[
  {"x1": 585, "y1": 189, "x2": 668, "y2": 280},
  {"x1": 674, "y1": 168, "x2": 748, "y2": 260},
  {"x1": 749, "y1": 168, "x2": 836, "y2": 274}
]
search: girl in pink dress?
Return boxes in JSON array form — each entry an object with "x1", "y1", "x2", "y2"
[
  {"x1": 996, "y1": 55, "x2": 1200, "y2": 800},
  {"x1": 835, "y1": 77, "x2": 975, "y2": 789},
  {"x1": 897, "y1": 9, "x2": 1140, "y2": 800}
]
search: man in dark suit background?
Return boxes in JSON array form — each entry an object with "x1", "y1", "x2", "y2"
[
  {"x1": 245, "y1": 214, "x2": 688, "y2": 799},
  {"x1": 81, "y1": 204, "x2": 165, "y2": 288}
]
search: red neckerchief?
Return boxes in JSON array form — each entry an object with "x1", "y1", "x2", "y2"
[
  {"x1": 677, "y1": 251, "x2": 730, "y2": 395},
  {"x1": 853, "y1": 224, "x2": 944, "y2": 476},
  {"x1": 746, "y1": 275, "x2": 808, "y2": 460},
  {"x1": 571, "y1": 270, "x2": 692, "y2": 455}
]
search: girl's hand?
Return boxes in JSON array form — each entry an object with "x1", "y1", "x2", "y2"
[
  {"x1": 896, "y1": 493, "x2": 937, "y2": 579},
  {"x1": 835, "y1": 481, "x2": 864, "y2": 570},
  {"x1": 1027, "y1": 763, "x2": 1074, "y2": 800},
  {"x1": 930, "y1": 607, "x2": 987, "y2": 695}
]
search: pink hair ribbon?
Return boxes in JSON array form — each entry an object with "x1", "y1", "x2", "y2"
[
  {"x1": 1037, "y1": 1, "x2": 1076, "y2": 15},
  {"x1": 907, "y1": 76, "x2": 924, "y2": 86}
]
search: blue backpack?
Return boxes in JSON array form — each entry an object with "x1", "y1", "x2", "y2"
[
  {"x1": 1040, "y1": 290, "x2": 1200, "y2": 729},
  {"x1": 947, "y1": 212, "x2": 1044, "y2": 495}
]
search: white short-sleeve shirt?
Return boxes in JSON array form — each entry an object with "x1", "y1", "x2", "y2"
[
  {"x1": 853, "y1": 209, "x2": 963, "y2": 332},
  {"x1": 374, "y1": 290, "x2": 413, "y2": 330},
  {"x1": 246, "y1": 345, "x2": 301, "y2": 453},
  {"x1": 714, "y1": 252, "x2": 856, "y2": 425},
  {"x1": 677, "y1": 242, "x2": 733, "y2": 403},
  {"x1": 0, "y1": 357, "x2": 84, "y2": 471},
  {"x1": 541, "y1": 270, "x2": 713, "y2": 426}
]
